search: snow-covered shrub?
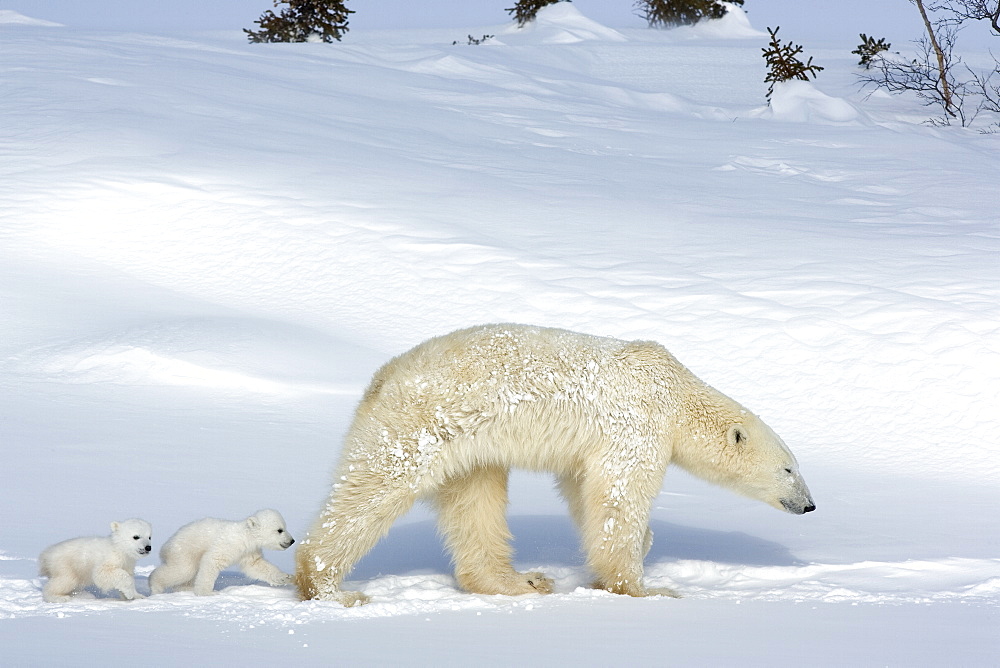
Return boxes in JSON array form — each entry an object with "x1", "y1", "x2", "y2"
[
  {"x1": 507, "y1": 0, "x2": 570, "y2": 28},
  {"x1": 453, "y1": 34, "x2": 495, "y2": 46},
  {"x1": 762, "y1": 26, "x2": 824, "y2": 101},
  {"x1": 245, "y1": 0, "x2": 353, "y2": 43},
  {"x1": 633, "y1": 0, "x2": 744, "y2": 28}
]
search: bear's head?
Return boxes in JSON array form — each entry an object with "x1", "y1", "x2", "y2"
[
  {"x1": 246, "y1": 509, "x2": 296, "y2": 551},
  {"x1": 723, "y1": 414, "x2": 815, "y2": 514},
  {"x1": 672, "y1": 408, "x2": 815, "y2": 515},
  {"x1": 111, "y1": 518, "x2": 153, "y2": 557}
]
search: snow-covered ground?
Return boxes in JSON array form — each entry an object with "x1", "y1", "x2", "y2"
[{"x1": 1, "y1": 5, "x2": 998, "y2": 665}]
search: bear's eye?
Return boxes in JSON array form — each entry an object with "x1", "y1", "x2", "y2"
[
  {"x1": 133, "y1": 535, "x2": 140, "y2": 540},
  {"x1": 277, "y1": 528, "x2": 284, "y2": 534},
  {"x1": 733, "y1": 428, "x2": 744, "y2": 445},
  {"x1": 784, "y1": 468, "x2": 793, "y2": 474}
]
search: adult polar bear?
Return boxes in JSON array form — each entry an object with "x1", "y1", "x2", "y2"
[{"x1": 296, "y1": 324, "x2": 814, "y2": 605}]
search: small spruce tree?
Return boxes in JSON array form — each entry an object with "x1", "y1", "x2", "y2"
[
  {"x1": 506, "y1": 0, "x2": 569, "y2": 28},
  {"x1": 634, "y1": 0, "x2": 744, "y2": 28},
  {"x1": 762, "y1": 26, "x2": 824, "y2": 100},
  {"x1": 245, "y1": 0, "x2": 353, "y2": 43},
  {"x1": 852, "y1": 33, "x2": 891, "y2": 68}
]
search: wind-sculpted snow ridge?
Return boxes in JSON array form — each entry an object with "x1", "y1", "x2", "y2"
[
  {"x1": 2, "y1": 557, "x2": 996, "y2": 624},
  {"x1": 3, "y1": 318, "x2": 378, "y2": 395},
  {"x1": 0, "y1": 10, "x2": 63, "y2": 26}
]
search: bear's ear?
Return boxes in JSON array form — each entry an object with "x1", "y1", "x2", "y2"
[
  {"x1": 727, "y1": 425, "x2": 746, "y2": 447},
  {"x1": 246, "y1": 516, "x2": 260, "y2": 530},
  {"x1": 111, "y1": 521, "x2": 120, "y2": 532}
]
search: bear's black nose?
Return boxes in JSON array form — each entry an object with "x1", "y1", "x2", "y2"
[
  {"x1": 803, "y1": 504, "x2": 816, "y2": 513},
  {"x1": 145, "y1": 545, "x2": 152, "y2": 552}
]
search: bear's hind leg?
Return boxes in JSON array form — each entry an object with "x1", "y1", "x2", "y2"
[{"x1": 436, "y1": 466, "x2": 553, "y2": 596}]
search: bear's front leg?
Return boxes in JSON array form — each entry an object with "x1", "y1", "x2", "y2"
[{"x1": 577, "y1": 457, "x2": 677, "y2": 598}]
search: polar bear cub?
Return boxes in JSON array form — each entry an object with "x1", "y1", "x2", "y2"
[
  {"x1": 39, "y1": 518, "x2": 153, "y2": 603},
  {"x1": 149, "y1": 509, "x2": 295, "y2": 596}
]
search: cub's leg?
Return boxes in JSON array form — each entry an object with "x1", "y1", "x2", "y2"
[
  {"x1": 149, "y1": 554, "x2": 198, "y2": 595},
  {"x1": 93, "y1": 565, "x2": 142, "y2": 600},
  {"x1": 436, "y1": 465, "x2": 553, "y2": 596},
  {"x1": 239, "y1": 553, "x2": 293, "y2": 586},
  {"x1": 192, "y1": 551, "x2": 229, "y2": 596},
  {"x1": 42, "y1": 573, "x2": 80, "y2": 603}
]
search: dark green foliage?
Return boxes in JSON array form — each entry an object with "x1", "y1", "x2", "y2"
[
  {"x1": 506, "y1": 0, "x2": 570, "y2": 28},
  {"x1": 852, "y1": 33, "x2": 891, "y2": 68},
  {"x1": 762, "y1": 26, "x2": 824, "y2": 100},
  {"x1": 633, "y1": 0, "x2": 745, "y2": 28},
  {"x1": 245, "y1": 0, "x2": 353, "y2": 43}
]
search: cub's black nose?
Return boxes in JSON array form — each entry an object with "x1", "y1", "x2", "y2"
[
  {"x1": 803, "y1": 504, "x2": 816, "y2": 513},
  {"x1": 145, "y1": 546, "x2": 152, "y2": 552}
]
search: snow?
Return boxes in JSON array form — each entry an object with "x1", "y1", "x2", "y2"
[
  {"x1": 759, "y1": 80, "x2": 861, "y2": 124},
  {"x1": 2, "y1": 3, "x2": 999, "y2": 665},
  {"x1": 0, "y1": 10, "x2": 62, "y2": 26},
  {"x1": 498, "y1": 3, "x2": 627, "y2": 44}
]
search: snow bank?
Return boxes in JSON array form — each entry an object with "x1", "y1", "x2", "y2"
[
  {"x1": 499, "y1": 3, "x2": 627, "y2": 44},
  {"x1": 759, "y1": 80, "x2": 861, "y2": 123},
  {"x1": 661, "y1": 3, "x2": 764, "y2": 40}
]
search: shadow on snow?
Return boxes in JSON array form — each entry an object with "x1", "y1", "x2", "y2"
[{"x1": 348, "y1": 515, "x2": 804, "y2": 581}]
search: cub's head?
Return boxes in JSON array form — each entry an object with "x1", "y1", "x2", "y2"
[
  {"x1": 674, "y1": 410, "x2": 816, "y2": 515},
  {"x1": 111, "y1": 518, "x2": 153, "y2": 557},
  {"x1": 246, "y1": 509, "x2": 296, "y2": 551}
]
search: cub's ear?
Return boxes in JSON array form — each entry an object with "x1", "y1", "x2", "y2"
[
  {"x1": 111, "y1": 521, "x2": 120, "y2": 532},
  {"x1": 246, "y1": 516, "x2": 260, "y2": 530},
  {"x1": 727, "y1": 425, "x2": 746, "y2": 447}
]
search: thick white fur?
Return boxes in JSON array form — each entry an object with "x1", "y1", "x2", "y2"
[
  {"x1": 149, "y1": 509, "x2": 295, "y2": 596},
  {"x1": 39, "y1": 519, "x2": 152, "y2": 603},
  {"x1": 296, "y1": 324, "x2": 814, "y2": 605}
]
